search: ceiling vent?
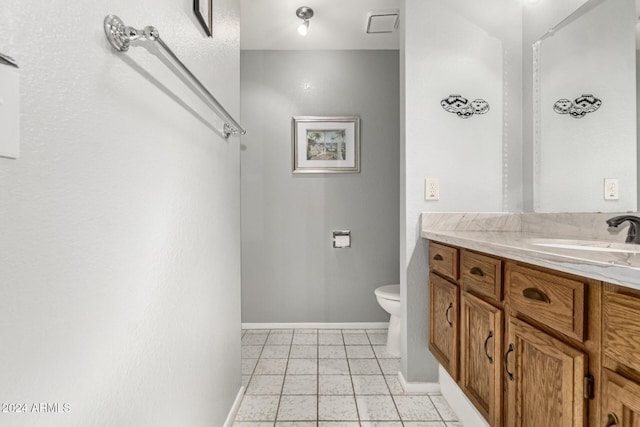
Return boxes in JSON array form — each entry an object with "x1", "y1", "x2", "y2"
[{"x1": 366, "y1": 9, "x2": 399, "y2": 34}]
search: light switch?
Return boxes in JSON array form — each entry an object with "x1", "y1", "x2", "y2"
[{"x1": 0, "y1": 57, "x2": 20, "y2": 159}]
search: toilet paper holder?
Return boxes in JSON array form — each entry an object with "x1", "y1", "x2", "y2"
[{"x1": 333, "y1": 230, "x2": 351, "y2": 248}]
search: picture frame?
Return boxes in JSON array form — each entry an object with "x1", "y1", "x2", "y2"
[
  {"x1": 194, "y1": 0, "x2": 212, "y2": 37},
  {"x1": 292, "y1": 116, "x2": 361, "y2": 174}
]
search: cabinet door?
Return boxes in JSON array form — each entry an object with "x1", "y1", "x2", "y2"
[
  {"x1": 460, "y1": 292, "x2": 503, "y2": 426},
  {"x1": 601, "y1": 369, "x2": 640, "y2": 427},
  {"x1": 429, "y1": 272, "x2": 459, "y2": 380},
  {"x1": 505, "y1": 317, "x2": 587, "y2": 427}
]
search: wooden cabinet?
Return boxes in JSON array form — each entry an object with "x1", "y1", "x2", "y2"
[
  {"x1": 601, "y1": 369, "x2": 640, "y2": 427},
  {"x1": 428, "y1": 242, "x2": 610, "y2": 427},
  {"x1": 505, "y1": 317, "x2": 587, "y2": 427},
  {"x1": 601, "y1": 286, "x2": 640, "y2": 427},
  {"x1": 460, "y1": 292, "x2": 503, "y2": 426},
  {"x1": 602, "y1": 288, "x2": 640, "y2": 373},
  {"x1": 429, "y1": 272, "x2": 459, "y2": 380}
]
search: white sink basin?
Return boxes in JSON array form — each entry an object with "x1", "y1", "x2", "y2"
[{"x1": 524, "y1": 238, "x2": 640, "y2": 255}]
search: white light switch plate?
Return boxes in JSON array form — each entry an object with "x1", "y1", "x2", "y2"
[{"x1": 0, "y1": 64, "x2": 20, "y2": 159}]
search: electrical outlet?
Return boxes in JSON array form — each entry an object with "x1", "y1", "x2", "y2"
[
  {"x1": 604, "y1": 178, "x2": 619, "y2": 200},
  {"x1": 425, "y1": 178, "x2": 439, "y2": 201}
]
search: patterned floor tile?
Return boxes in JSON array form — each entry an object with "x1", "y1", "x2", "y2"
[
  {"x1": 242, "y1": 358, "x2": 259, "y2": 375},
  {"x1": 394, "y1": 395, "x2": 440, "y2": 421},
  {"x1": 351, "y1": 375, "x2": 390, "y2": 395},
  {"x1": 430, "y1": 395, "x2": 458, "y2": 421},
  {"x1": 348, "y1": 358, "x2": 382, "y2": 375},
  {"x1": 318, "y1": 395, "x2": 358, "y2": 421},
  {"x1": 277, "y1": 395, "x2": 317, "y2": 421},
  {"x1": 245, "y1": 375, "x2": 285, "y2": 395},
  {"x1": 318, "y1": 375, "x2": 353, "y2": 395},
  {"x1": 318, "y1": 359, "x2": 350, "y2": 375},
  {"x1": 318, "y1": 346, "x2": 346, "y2": 359},
  {"x1": 343, "y1": 334, "x2": 370, "y2": 345},
  {"x1": 286, "y1": 358, "x2": 318, "y2": 375},
  {"x1": 254, "y1": 358, "x2": 288, "y2": 375},
  {"x1": 345, "y1": 345, "x2": 375, "y2": 359},
  {"x1": 242, "y1": 345, "x2": 264, "y2": 359},
  {"x1": 292, "y1": 334, "x2": 318, "y2": 345},
  {"x1": 355, "y1": 395, "x2": 400, "y2": 421},
  {"x1": 235, "y1": 395, "x2": 279, "y2": 421},
  {"x1": 234, "y1": 329, "x2": 461, "y2": 426},
  {"x1": 242, "y1": 333, "x2": 269, "y2": 345},
  {"x1": 266, "y1": 334, "x2": 293, "y2": 345},
  {"x1": 282, "y1": 375, "x2": 317, "y2": 395},
  {"x1": 261, "y1": 345, "x2": 291, "y2": 359},
  {"x1": 377, "y1": 359, "x2": 400, "y2": 375},
  {"x1": 318, "y1": 333, "x2": 344, "y2": 345}
]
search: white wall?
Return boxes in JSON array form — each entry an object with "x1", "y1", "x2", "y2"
[
  {"x1": 0, "y1": 0, "x2": 241, "y2": 426},
  {"x1": 531, "y1": 0, "x2": 637, "y2": 212},
  {"x1": 522, "y1": 0, "x2": 588, "y2": 210},
  {"x1": 401, "y1": 0, "x2": 521, "y2": 382}
]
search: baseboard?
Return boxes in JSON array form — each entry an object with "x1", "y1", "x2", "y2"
[
  {"x1": 223, "y1": 385, "x2": 245, "y2": 427},
  {"x1": 242, "y1": 322, "x2": 389, "y2": 330},
  {"x1": 397, "y1": 371, "x2": 441, "y2": 394},
  {"x1": 439, "y1": 365, "x2": 489, "y2": 427}
]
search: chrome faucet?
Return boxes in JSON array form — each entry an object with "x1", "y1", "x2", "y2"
[{"x1": 606, "y1": 215, "x2": 640, "y2": 244}]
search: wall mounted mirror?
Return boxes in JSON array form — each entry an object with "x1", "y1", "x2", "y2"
[{"x1": 532, "y1": 0, "x2": 637, "y2": 212}]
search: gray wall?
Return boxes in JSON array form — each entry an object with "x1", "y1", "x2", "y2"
[{"x1": 241, "y1": 50, "x2": 400, "y2": 323}]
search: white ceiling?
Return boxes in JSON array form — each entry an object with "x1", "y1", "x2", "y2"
[{"x1": 240, "y1": 0, "x2": 401, "y2": 50}]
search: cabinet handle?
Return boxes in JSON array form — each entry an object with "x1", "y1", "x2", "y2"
[
  {"x1": 483, "y1": 330, "x2": 494, "y2": 364},
  {"x1": 433, "y1": 254, "x2": 444, "y2": 261},
  {"x1": 445, "y1": 303, "x2": 453, "y2": 327},
  {"x1": 605, "y1": 413, "x2": 619, "y2": 427},
  {"x1": 522, "y1": 287, "x2": 551, "y2": 304},
  {"x1": 470, "y1": 267, "x2": 484, "y2": 277},
  {"x1": 503, "y1": 343, "x2": 514, "y2": 381}
]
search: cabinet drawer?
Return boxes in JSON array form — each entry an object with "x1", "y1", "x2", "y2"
[
  {"x1": 506, "y1": 263, "x2": 586, "y2": 342},
  {"x1": 603, "y1": 290, "x2": 640, "y2": 373},
  {"x1": 429, "y1": 241, "x2": 459, "y2": 280},
  {"x1": 461, "y1": 250, "x2": 502, "y2": 302}
]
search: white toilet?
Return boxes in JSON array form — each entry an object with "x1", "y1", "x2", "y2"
[{"x1": 374, "y1": 284, "x2": 401, "y2": 357}]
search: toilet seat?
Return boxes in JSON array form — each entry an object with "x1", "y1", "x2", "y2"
[{"x1": 374, "y1": 284, "x2": 400, "y2": 301}]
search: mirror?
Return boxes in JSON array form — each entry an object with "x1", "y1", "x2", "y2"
[{"x1": 532, "y1": 0, "x2": 637, "y2": 212}]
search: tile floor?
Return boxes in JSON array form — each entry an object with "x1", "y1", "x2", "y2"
[{"x1": 234, "y1": 328, "x2": 462, "y2": 427}]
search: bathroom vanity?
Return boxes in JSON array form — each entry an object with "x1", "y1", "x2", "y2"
[{"x1": 423, "y1": 213, "x2": 640, "y2": 427}]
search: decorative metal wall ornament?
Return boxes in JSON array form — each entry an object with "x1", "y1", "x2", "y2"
[
  {"x1": 553, "y1": 94, "x2": 602, "y2": 119},
  {"x1": 440, "y1": 95, "x2": 490, "y2": 119}
]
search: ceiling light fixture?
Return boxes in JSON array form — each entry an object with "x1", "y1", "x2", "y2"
[{"x1": 296, "y1": 6, "x2": 314, "y2": 37}]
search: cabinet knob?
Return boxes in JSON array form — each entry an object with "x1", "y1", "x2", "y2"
[
  {"x1": 523, "y1": 287, "x2": 551, "y2": 304},
  {"x1": 445, "y1": 303, "x2": 453, "y2": 327},
  {"x1": 433, "y1": 254, "x2": 444, "y2": 261},
  {"x1": 605, "y1": 413, "x2": 619, "y2": 427},
  {"x1": 503, "y1": 343, "x2": 514, "y2": 381},
  {"x1": 483, "y1": 330, "x2": 494, "y2": 364},
  {"x1": 470, "y1": 267, "x2": 484, "y2": 277}
]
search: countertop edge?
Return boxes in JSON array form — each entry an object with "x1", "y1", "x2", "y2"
[{"x1": 421, "y1": 230, "x2": 640, "y2": 291}]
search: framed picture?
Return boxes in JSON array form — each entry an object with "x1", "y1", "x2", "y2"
[
  {"x1": 194, "y1": 0, "x2": 212, "y2": 37},
  {"x1": 292, "y1": 116, "x2": 361, "y2": 174}
]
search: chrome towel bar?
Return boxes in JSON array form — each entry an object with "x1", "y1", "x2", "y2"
[{"x1": 103, "y1": 15, "x2": 246, "y2": 139}]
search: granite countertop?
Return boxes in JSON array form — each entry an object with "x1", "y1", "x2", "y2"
[{"x1": 421, "y1": 213, "x2": 640, "y2": 291}]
